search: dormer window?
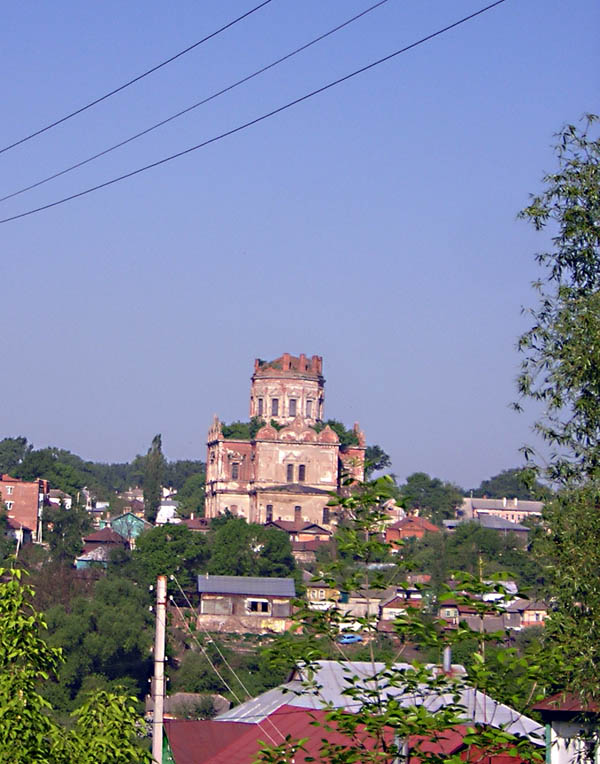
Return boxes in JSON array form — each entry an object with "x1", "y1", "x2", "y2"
[{"x1": 289, "y1": 398, "x2": 297, "y2": 417}]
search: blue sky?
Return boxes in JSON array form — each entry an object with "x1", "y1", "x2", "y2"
[{"x1": 2, "y1": 0, "x2": 598, "y2": 488}]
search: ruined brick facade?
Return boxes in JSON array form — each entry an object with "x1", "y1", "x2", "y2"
[{"x1": 205, "y1": 354, "x2": 365, "y2": 528}]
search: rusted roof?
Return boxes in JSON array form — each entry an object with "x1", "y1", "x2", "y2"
[
  {"x1": 533, "y1": 692, "x2": 600, "y2": 714},
  {"x1": 164, "y1": 719, "x2": 250, "y2": 764},
  {"x1": 266, "y1": 519, "x2": 330, "y2": 534},
  {"x1": 388, "y1": 516, "x2": 440, "y2": 533},
  {"x1": 83, "y1": 527, "x2": 127, "y2": 545}
]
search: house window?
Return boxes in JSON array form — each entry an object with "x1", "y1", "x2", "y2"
[
  {"x1": 271, "y1": 398, "x2": 279, "y2": 416},
  {"x1": 289, "y1": 398, "x2": 297, "y2": 416},
  {"x1": 6, "y1": 486, "x2": 13, "y2": 495},
  {"x1": 6, "y1": 501, "x2": 14, "y2": 510},
  {"x1": 231, "y1": 462, "x2": 240, "y2": 479},
  {"x1": 246, "y1": 599, "x2": 270, "y2": 614},
  {"x1": 258, "y1": 398, "x2": 264, "y2": 416},
  {"x1": 266, "y1": 505, "x2": 273, "y2": 523},
  {"x1": 298, "y1": 464, "x2": 306, "y2": 482},
  {"x1": 286, "y1": 464, "x2": 294, "y2": 482},
  {"x1": 294, "y1": 505, "x2": 302, "y2": 523},
  {"x1": 306, "y1": 400, "x2": 312, "y2": 418},
  {"x1": 322, "y1": 507, "x2": 330, "y2": 524}
]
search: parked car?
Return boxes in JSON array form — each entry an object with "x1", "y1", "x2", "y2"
[{"x1": 338, "y1": 633, "x2": 363, "y2": 645}]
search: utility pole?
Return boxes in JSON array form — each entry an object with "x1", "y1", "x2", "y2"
[{"x1": 152, "y1": 575, "x2": 167, "y2": 764}]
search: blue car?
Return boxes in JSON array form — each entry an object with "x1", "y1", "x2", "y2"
[{"x1": 338, "y1": 633, "x2": 363, "y2": 645}]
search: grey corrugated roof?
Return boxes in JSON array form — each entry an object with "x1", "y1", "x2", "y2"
[
  {"x1": 444, "y1": 516, "x2": 529, "y2": 532},
  {"x1": 197, "y1": 574, "x2": 295, "y2": 597},
  {"x1": 215, "y1": 660, "x2": 544, "y2": 745}
]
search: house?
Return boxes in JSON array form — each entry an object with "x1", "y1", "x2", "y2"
[
  {"x1": 438, "y1": 599, "x2": 480, "y2": 628},
  {"x1": 337, "y1": 587, "x2": 397, "y2": 622},
  {"x1": 505, "y1": 599, "x2": 548, "y2": 629},
  {"x1": 385, "y1": 515, "x2": 440, "y2": 545},
  {"x1": 290, "y1": 539, "x2": 326, "y2": 564},
  {"x1": 459, "y1": 496, "x2": 543, "y2": 525},
  {"x1": 305, "y1": 579, "x2": 341, "y2": 611},
  {"x1": 204, "y1": 354, "x2": 366, "y2": 529},
  {"x1": 266, "y1": 519, "x2": 332, "y2": 563},
  {"x1": 444, "y1": 515, "x2": 530, "y2": 544},
  {"x1": 156, "y1": 499, "x2": 180, "y2": 525},
  {"x1": 75, "y1": 527, "x2": 127, "y2": 569},
  {"x1": 166, "y1": 660, "x2": 542, "y2": 763},
  {"x1": 265, "y1": 519, "x2": 332, "y2": 543},
  {"x1": 533, "y1": 693, "x2": 599, "y2": 764},
  {"x1": 180, "y1": 516, "x2": 211, "y2": 533},
  {"x1": 47, "y1": 489, "x2": 73, "y2": 509},
  {"x1": 196, "y1": 574, "x2": 295, "y2": 634},
  {"x1": 100, "y1": 511, "x2": 152, "y2": 546},
  {"x1": 0, "y1": 474, "x2": 48, "y2": 543},
  {"x1": 379, "y1": 587, "x2": 424, "y2": 622}
]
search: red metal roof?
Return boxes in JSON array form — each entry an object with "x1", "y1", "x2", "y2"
[
  {"x1": 166, "y1": 707, "x2": 532, "y2": 763},
  {"x1": 533, "y1": 692, "x2": 599, "y2": 713},
  {"x1": 164, "y1": 719, "x2": 250, "y2": 764},
  {"x1": 83, "y1": 527, "x2": 127, "y2": 544}
]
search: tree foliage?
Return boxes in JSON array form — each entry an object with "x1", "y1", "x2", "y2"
[
  {"x1": 207, "y1": 515, "x2": 295, "y2": 579},
  {"x1": 517, "y1": 115, "x2": 600, "y2": 484},
  {"x1": 399, "y1": 472, "x2": 464, "y2": 525},
  {"x1": 44, "y1": 504, "x2": 92, "y2": 563},
  {"x1": 0, "y1": 436, "x2": 32, "y2": 474},
  {"x1": 0, "y1": 567, "x2": 151, "y2": 763},
  {"x1": 143, "y1": 434, "x2": 165, "y2": 523},
  {"x1": 472, "y1": 467, "x2": 551, "y2": 500},
  {"x1": 364, "y1": 444, "x2": 392, "y2": 478},
  {"x1": 130, "y1": 523, "x2": 208, "y2": 590}
]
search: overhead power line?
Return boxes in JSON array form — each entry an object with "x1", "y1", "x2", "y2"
[
  {"x1": 0, "y1": 0, "x2": 391, "y2": 203},
  {"x1": 0, "y1": 0, "x2": 274, "y2": 156},
  {"x1": 0, "y1": 0, "x2": 508, "y2": 226}
]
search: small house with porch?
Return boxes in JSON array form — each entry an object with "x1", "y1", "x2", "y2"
[{"x1": 196, "y1": 574, "x2": 295, "y2": 634}]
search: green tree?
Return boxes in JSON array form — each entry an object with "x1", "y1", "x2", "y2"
[
  {"x1": 472, "y1": 467, "x2": 551, "y2": 500},
  {"x1": 516, "y1": 116, "x2": 600, "y2": 705},
  {"x1": 516, "y1": 115, "x2": 600, "y2": 485},
  {"x1": 207, "y1": 516, "x2": 295, "y2": 579},
  {"x1": 131, "y1": 523, "x2": 207, "y2": 589},
  {"x1": 44, "y1": 577, "x2": 154, "y2": 710},
  {"x1": 400, "y1": 472, "x2": 463, "y2": 524},
  {"x1": 44, "y1": 504, "x2": 91, "y2": 563},
  {"x1": 143, "y1": 434, "x2": 165, "y2": 523},
  {"x1": 0, "y1": 567, "x2": 151, "y2": 763},
  {"x1": 0, "y1": 436, "x2": 32, "y2": 474},
  {"x1": 176, "y1": 472, "x2": 206, "y2": 517},
  {"x1": 364, "y1": 444, "x2": 392, "y2": 478}
]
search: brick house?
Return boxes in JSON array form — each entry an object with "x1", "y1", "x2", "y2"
[
  {"x1": 204, "y1": 354, "x2": 365, "y2": 528},
  {"x1": 385, "y1": 515, "x2": 440, "y2": 545},
  {"x1": 0, "y1": 474, "x2": 48, "y2": 543}
]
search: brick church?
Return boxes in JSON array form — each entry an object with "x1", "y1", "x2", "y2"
[{"x1": 204, "y1": 353, "x2": 365, "y2": 527}]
